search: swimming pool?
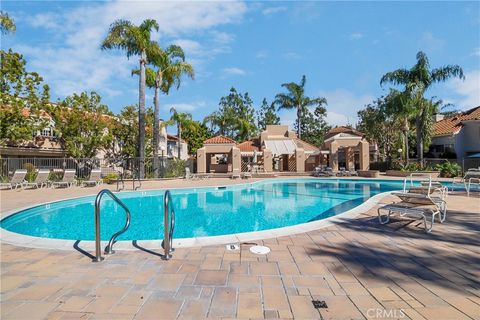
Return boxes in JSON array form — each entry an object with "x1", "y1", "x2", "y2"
[{"x1": 1, "y1": 179, "x2": 413, "y2": 241}]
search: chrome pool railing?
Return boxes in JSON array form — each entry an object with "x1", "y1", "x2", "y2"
[
  {"x1": 162, "y1": 190, "x2": 175, "y2": 260},
  {"x1": 93, "y1": 189, "x2": 131, "y2": 262}
]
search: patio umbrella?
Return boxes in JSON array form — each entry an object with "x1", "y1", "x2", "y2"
[{"x1": 468, "y1": 152, "x2": 480, "y2": 158}]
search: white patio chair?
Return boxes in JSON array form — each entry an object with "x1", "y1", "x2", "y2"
[
  {"x1": 185, "y1": 167, "x2": 199, "y2": 180},
  {"x1": 452, "y1": 169, "x2": 480, "y2": 196},
  {"x1": 82, "y1": 169, "x2": 102, "y2": 187},
  {"x1": 52, "y1": 169, "x2": 76, "y2": 188},
  {"x1": 378, "y1": 192, "x2": 446, "y2": 233},
  {"x1": 24, "y1": 169, "x2": 50, "y2": 189},
  {"x1": 0, "y1": 169, "x2": 27, "y2": 190},
  {"x1": 231, "y1": 168, "x2": 241, "y2": 179}
]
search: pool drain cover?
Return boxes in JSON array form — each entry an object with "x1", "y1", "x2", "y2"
[{"x1": 249, "y1": 245, "x2": 271, "y2": 255}]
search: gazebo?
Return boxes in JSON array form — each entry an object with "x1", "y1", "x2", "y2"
[
  {"x1": 196, "y1": 136, "x2": 241, "y2": 174},
  {"x1": 321, "y1": 127, "x2": 370, "y2": 171}
]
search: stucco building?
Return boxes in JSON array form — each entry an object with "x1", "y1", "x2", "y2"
[{"x1": 430, "y1": 107, "x2": 480, "y2": 159}]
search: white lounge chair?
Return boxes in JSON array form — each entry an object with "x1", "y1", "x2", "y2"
[
  {"x1": 452, "y1": 169, "x2": 480, "y2": 196},
  {"x1": 0, "y1": 169, "x2": 27, "y2": 190},
  {"x1": 24, "y1": 169, "x2": 50, "y2": 189},
  {"x1": 185, "y1": 167, "x2": 199, "y2": 180},
  {"x1": 52, "y1": 169, "x2": 76, "y2": 188},
  {"x1": 378, "y1": 192, "x2": 446, "y2": 233},
  {"x1": 231, "y1": 168, "x2": 241, "y2": 179},
  {"x1": 82, "y1": 169, "x2": 102, "y2": 187}
]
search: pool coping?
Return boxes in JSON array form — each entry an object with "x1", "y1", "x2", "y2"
[{"x1": 0, "y1": 178, "x2": 397, "y2": 251}]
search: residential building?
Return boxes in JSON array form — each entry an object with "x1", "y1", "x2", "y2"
[{"x1": 430, "y1": 107, "x2": 480, "y2": 159}]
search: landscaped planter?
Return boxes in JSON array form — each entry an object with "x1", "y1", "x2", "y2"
[
  {"x1": 386, "y1": 170, "x2": 440, "y2": 178},
  {"x1": 358, "y1": 170, "x2": 380, "y2": 178}
]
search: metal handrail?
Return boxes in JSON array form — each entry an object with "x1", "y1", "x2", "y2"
[
  {"x1": 93, "y1": 189, "x2": 131, "y2": 262},
  {"x1": 132, "y1": 167, "x2": 142, "y2": 191},
  {"x1": 161, "y1": 190, "x2": 175, "y2": 260}
]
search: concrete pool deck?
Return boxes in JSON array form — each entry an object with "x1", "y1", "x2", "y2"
[{"x1": 1, "y1": 177, "x2": 479, "y2": 319}]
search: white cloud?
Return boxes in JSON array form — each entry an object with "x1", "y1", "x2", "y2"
[
  {"x1": 418, "y1": 32, "x2": 446, "y2": 51},
  {"x1": 283, "y1": 52, "x2": 302, "y2": 60},
  {"x1": 172, "y1": 39, "x2": 203, "y2": 55},
  {"x1": 211, "y1": 31, "x2": 235, "y2": 44},
  {"x1": 14, "y1": 0, "x2": 247, "y2": 101},
  {"x1": 445, "y1": 70, "x2": 480, "y2": 108},
  {"x1": 349, "y1": 32, "x2": 363, "y2": 40},
  {"x1": 471, "y1": 47, "x2": 480, "y2": 56},
  {"x1": 319, "y1": 89, "x2": 375, "y2": 126},
  {"x1": 256, "y1": 50, "x2": 268, "y2": 59},
  {"x1": 223, "y1": 67, "x2": 247, "y2": 76},
  {"x1": 167, "y1": 102, "x2": 206, "y2": 113},
  {"x1": 262, "y1": 6, "x2": 287, "y2": 16}
]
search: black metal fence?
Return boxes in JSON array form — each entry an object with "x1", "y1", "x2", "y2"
[
  {"x1": 369, "y1": 157, "x2": 480, "y2": 174},
  {"x1": 0, "y1": 157, "x2": 194, "y2": 180}
]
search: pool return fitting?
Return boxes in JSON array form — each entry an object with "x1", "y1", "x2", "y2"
[{"x1": 92, "y1": 189, "x2": 175, "y2": 262}]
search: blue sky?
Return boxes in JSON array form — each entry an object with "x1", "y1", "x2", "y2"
[{"x1": 2, "y1": 1, "x2": 479, "y2": 130}]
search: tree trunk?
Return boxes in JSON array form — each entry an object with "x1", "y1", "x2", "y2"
[
  {"x1": 415, "y1": 113, "x2": 423, "y2": 166},
  {"x1": 404, "y1": 117, "x2": 409, "y2": 164},
  {"x1": 138, "y1": 50, "x2": 146, "y2": 179},
  {"x1": 152, "y1": 84, "x2": 160, "y2": 178},
  {"x1": 177, "y1": 124, "x2": 182, "y2": 160},
  {"x1": 297, "y1": 105, "x2": 301, "y2": 139}
]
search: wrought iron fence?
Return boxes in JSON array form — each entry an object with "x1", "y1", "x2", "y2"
[
  {"x1": 0, "y1": 157, "x2": 194, "y2": 180},
  {"x1": 369, "y1": 157, "x2": 480, "y2": 174}
]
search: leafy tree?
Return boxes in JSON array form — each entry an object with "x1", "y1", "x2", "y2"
[
  {"x1": 47, "y1": 92, "x2": 113, "y2": 158},
  {"x1": 0, "y1": 11, "x2": 15, "y2": 34},
  {"x1": 257, "y1": 98, "x2": 280, "y2": 130},
  {"x1": 357, "y1": 96, "x2": 402, "y2": 162},
  {"x1": 133, "y1": 44, "x2": 194, "y2": 177},
  {"x1": 380, "y1": 51, "x2": 464, "y2": 163},
  {"x1": 296, "y1": 106, "x2": 331, "y2": 146},
  {"x1": 181, "y1": 120, "x2": 212, "y2": 155},
  {"x1": 0, "y1": 49, "x2": 50, "y2": 145},
  {"x1": 170, "y1": 107, "x2": 193, "y2": 159},
  {"x1": 111, "y1": 105, "x2": 154, "y2": 159},
  {"x1": 274, "y1": 75, "x2": 327, "y2": 139},
  {"x1": 204, "y1": 87, "x2": 257, "y2": 141},
  {"x1": 101, "y1": 19, "x2": 160, "y2": 178}
]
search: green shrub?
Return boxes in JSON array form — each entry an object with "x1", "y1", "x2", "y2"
[
  {"x1": 435, "y1": 162, "x2": 460, "y2": 178},
  {"x1": 48, "y1": 171, "x2": 64, "y2": 182},
  {"x1": 103, "y1": 173, "x2": 119, "y2": 184},
  {"x1": 22, "y1": 163, "x2": 37, "y2": 182},
  {"x1": 165, "y1": 159, "x2": 186, "y2": 178}
]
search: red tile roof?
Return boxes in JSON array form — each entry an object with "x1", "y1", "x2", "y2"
[
  {"x1": 167, "y1": 134, "x2": 185, "y2": 143},
  {"x1": 433, "y1": 107, "x2": 480, "y2": 136},
  {"x1": 203, "y1": 135, "x2": 236, "y2": 144},
  {"x1": 325, "y1": 126, "x2": 363, "y2": 139},
  {"x1": 238, "y1": 139, "x2": 260, "y2": 152}
]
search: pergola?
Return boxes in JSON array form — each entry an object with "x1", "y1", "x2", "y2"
[
  {"x1": 321, "y1": 127, "x2": 370, "y2": 171},
  {"x1": 196, "y1": 136, "x2": 241, "y2": 173}
]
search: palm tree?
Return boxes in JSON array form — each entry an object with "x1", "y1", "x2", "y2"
[
  {"x1": 101, "y1": 19, "x2": 159, "y2": 178},
  {"x1": 203, "y1": 111, "x2": 230, "y2": 136},
  {"x1": 134, "y1": 45, "x2": 194, "y2": 177},
  {"x1": 170, "y1": 107, "x2": 193, "y2": 159},
  {"x1": 385, "y1": 89, "x2": 416, "y2": 163},
  {"x1": 380, "y1": 51, "x2": 464, "y2": 163},
  {"x1": 0, "y1": 11, "x2": 15, "y2": 34},
  {"x1": 274, "y1": 75, "x2": 327, "y2": 139}
]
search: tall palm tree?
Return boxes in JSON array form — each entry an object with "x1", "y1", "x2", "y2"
[
  {"x1": 0, "y1": 11, "x2": 15, "y2": 34},
  {"x1": 170, "y1": 107, "x2": 193, "y2": 159},
  {"x1": 134, "y1": 45, "x2": 194, "y2": 177},
  {"x1": 380, "y1": 51, "x2": 464, "y2": 163},
  {"x1": 101, "y1": 19, "x2": 159, "y2": 178},
  {"x1": 385, "y1": 89, "x2": 416, "y2": 163},
  {"x1": 274, "y1": 75, "x2": 327, "y2": 139}
]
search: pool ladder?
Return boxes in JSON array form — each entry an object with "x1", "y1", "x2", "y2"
[{"x1": 92, "y1": 189, "x2": 175, "y2": 262}]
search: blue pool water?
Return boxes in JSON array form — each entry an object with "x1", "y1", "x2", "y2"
[{"x1": 1, "y1": 179, "x2": 411, "y2": 240}]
